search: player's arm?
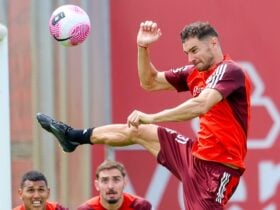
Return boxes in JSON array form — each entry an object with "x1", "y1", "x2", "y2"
[
  {"x1": 128, "y1": 88, "x2": 223, "y2": 127},
  {"x1": 137, "y1": 20, "x2": 175, "y2": 91},
  {"x1": 137, "y1": 47, "x2": 174, "y2": 91},
  {"x1": 153, "y1": 88, "x2": 223, "y2": 122}
]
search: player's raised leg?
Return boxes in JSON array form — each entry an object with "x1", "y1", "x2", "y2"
[
  {"x1": 92, "y1": 123, "x2": 160, "y2": 156},
  {"x1": 36, "y1": 113, "x2": 160, "y2": 156}
]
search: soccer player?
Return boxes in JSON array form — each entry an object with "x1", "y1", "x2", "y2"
[
  {"x1": 37, "y1": 20, "x2": 251, "y2": 209},
  {"x1": 77, "y1": 160, "x2": 152, "y2": 210},
  {"x1": 13, "y1": 170, "x2": 68, "y2": 210}
]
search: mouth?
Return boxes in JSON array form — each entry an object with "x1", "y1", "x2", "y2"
[
  {"x1": 106, "y1": 190, "x2": 118, "y2": 198},
  {"x1": 107, "y1": 192, "x2": 117, "y2": 196},
  {"x1": 32, "y1": 200, "x2": 42, "y2": 207}
]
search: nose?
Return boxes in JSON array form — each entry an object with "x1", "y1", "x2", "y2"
[
  {"x1": 32, "y1": 190, "x2": 40, "y2": 198},
  {"x1": 188, "y1": 53, "x2": 195, "y2": 64},
  {"x1": 108, "y1": 180, "x2": 114, "y2": 189}
]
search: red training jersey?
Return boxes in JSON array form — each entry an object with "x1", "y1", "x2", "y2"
[
  {"x1": 12, "y1": 201, "x2": 68, "y2": 210},
  {"x1": 77, "y1": 192, "x2": 152, "y2": 210},
  {"x1": 165, "y1": 55, "x2": 251, "y2": 170}
]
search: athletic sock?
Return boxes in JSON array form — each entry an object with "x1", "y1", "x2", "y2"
[{"x1": 66, "y1": 127, "x2": 94, "y2": 145}]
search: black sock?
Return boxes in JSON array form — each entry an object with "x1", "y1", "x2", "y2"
[{"x1": 66, "y1": 127, "x2": 94, "y2": 145}]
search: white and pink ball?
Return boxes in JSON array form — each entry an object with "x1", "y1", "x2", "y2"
[{"x1": 49, "y1": 5, "x2": 91, "y2": 46}]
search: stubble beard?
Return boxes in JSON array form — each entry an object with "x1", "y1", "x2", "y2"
[
  {"x1": 107, "y1": 198, "x2": 119, "y2": 204},
  {"x1": 197, "y1": 55, "x2": 215, "y2": 71}
]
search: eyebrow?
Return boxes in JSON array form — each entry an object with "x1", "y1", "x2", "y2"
[
  {"x1": 184, "y1": 46, "x2": 197, "y2": 54},
  {"x1": 100, "y1": 175, "x2": 122, "y2": 179},
  {"x1": 23, "y1": 184, "x2": 46, "y2": 188},
  {"x1": 189, "y1": 46, "x2": 198, "y2": 52}
]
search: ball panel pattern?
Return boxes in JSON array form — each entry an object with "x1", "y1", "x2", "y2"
[
  {"x1": 69, "y1": 23, "x2": 90, "y2": 45},
  {"x1": 48, "y1": 4, "x2": 91, "y2": 46}
]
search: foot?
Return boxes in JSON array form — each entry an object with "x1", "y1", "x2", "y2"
[{"x1": 36, "y1": 113, "x2": 79, "y2": 152}]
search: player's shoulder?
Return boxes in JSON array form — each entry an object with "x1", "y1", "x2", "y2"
[
  {"x1": 77, "y1": 196, "x2": 100, "y2": 210},
  {"x1": 123, "y1": 193, "x2": 152, "y2": 210},
  {"x1": 46, "y1": 201, "x2": 69, "y2": 210},
  {"x1": 132, "y1": 198, "x2": 152, "y2": 210},
  {"x1": 221, "y1": 59, "x2": 247, "y2": 79},
  {"x1": 223, "y1": 59, "x2": 244, "y2": 72},
  {"x1": 12, "y1": 205, "x2": 24, "y2": 210}
]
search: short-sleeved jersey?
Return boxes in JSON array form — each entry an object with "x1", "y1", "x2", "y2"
[
  {"x1": 12, "y1": 201, "x2": 68, "y2": 210},
  {"x1": 165, "y1": 55, "x2": 251, "y2": 170},
  {"x1": 77, "y1": 192, "x2": 152, "y2": 210}
]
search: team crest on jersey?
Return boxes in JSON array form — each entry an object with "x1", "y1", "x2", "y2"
[{"x1": 193, "y1": 86, "x2": 204, "y2": 97}]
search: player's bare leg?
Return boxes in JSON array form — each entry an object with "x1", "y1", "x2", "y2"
[
  {"x1": 36, "y1": 113, "x2": 160, "y2": 156},
  {"x1": 92, "y1": 124, "x2": 160, "y2": 157}
]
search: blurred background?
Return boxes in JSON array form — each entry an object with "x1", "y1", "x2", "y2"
[{"x1": 1, "y1": 0, "x2": 280, "y2": 209}]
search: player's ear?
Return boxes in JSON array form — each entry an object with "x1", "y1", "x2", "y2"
[
  {"x1": 18, "y1": 188, "x2": 23, "y2": 199},
  {"x1": 47, "y1": 187, "x2": 50, "y2": 198},
  {"x1": 94, "y1": 180, "x2": 100, "y2": 191},
  {"x1": 124, "y1": 177, "x2": 128, "y2": 187},
  {"x1": 210, "y1": 36, "x2": 218, "y2": 47}
]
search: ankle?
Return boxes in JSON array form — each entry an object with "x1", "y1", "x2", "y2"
[{"x1": 67, "y1": 128, "x2": 94, "y2": 145}]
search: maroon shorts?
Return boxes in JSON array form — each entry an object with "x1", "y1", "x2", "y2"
[{"x1": 156, "y1": 127, "x2": 242, "y2": 210}]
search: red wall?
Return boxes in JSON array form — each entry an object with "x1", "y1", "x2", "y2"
[{"x1": 104, "y1": 1, "x2": 280, "y2": 209}]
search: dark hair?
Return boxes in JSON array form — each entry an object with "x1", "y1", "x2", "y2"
[
  {"x1": 180, "y1": 21, "x2": 219, "y2": 43},
  {"x1": 96, "y1": 160, "x2": 126, "y2": 179},
  {"x1": 20, "y1": 170, "x2": 48, "y2": 188}
]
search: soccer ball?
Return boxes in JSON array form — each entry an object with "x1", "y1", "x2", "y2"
[{"x1": 49, "y1": 4, "x2": 91, "y2": 46}]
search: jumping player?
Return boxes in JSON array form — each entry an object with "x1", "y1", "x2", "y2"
[{"x1": 37, "y1": 20, "x2": 251, "y2": 209}]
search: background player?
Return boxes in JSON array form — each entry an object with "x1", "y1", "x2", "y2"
[
  {"x1": 77, "y1": 159, "x2": 152, "y2": 210},
  {"x1": 13, "y1": 170, "x2": 68, "y2": 210}
]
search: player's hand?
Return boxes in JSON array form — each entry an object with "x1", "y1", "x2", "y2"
[
  {"x1": 137, "y1": 21, "x2": 162, "y2": 48},
  {"x1": 127, "y1": 110, "x2": 154, "y2": 128}
]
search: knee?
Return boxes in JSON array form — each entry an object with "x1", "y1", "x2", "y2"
[
  {"x1": 126, "y1": 126, "x2": 141, "y2": 143},
  {"x1": 127, "y1": 124, "x2": 158, "y2": 144}
]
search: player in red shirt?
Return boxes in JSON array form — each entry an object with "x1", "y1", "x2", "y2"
[
  {"x1": 37, "y1": 20, "x2": 251, "y2": 209},
  {"x1": 13, "y1": 170, "x2": 68, "y2": 210},
  {"x1": 77, "y1": 160, "x2": 152, "y2": 210},
  {"x1": 13, "y1": 202, "x2": 66, "y2": 210}
]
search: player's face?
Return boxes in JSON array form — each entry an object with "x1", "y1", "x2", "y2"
[
  {"x1": 18, "y1": 180, "x2": 50, "y2": 210},
  {"x1": 183, "y1": 37, "x2": 216, "y2": 71},
  {"x1": 95, "y1": 169, "x2": 126, "y2": 206}
]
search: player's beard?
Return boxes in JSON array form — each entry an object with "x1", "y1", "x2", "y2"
[
  {"x1": 107, "y1": 198, "x2": 120, "y2": 204},
  {"x1": 106, "y1": 189, "x2": 120, "y2": 204},
  {"x1": 196, "y1": 62, "x2": 210, "y2": 71},
  {"x1": 196, "y1": 48, "x2": 215, "y2": 71}
]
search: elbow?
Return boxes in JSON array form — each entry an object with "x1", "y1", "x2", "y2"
[
  {"x1": 197, "y1": 103, "x2": 211, "y2": 115},
  {"x1": 199, "y1": 109, "x2": 208, "y2": 115},
  {"x1": 202, "y1": 104, "x2": 216, "y2": 115},
  {"x1": 140, "y1": 81, "x2": 156, "y2": 91}
]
